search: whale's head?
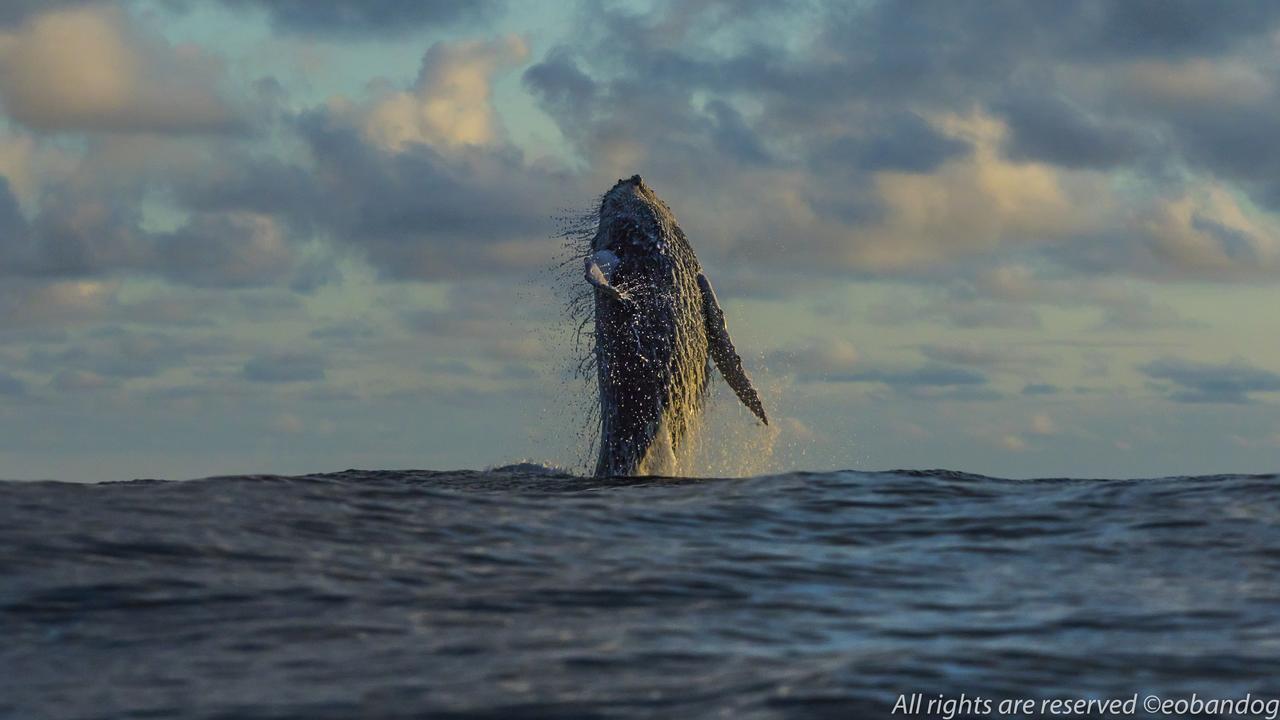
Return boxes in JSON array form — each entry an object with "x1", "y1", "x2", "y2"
[{"x1": 594, "y1": 175, "x2": 674, "y2": 254}]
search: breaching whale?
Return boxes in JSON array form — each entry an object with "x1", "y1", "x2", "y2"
[{"x1": 585, "y1": 175, "x2": 767, "y2": 477}]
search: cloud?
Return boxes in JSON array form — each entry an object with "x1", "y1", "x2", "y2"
[
  {"x1": 401, "y1": 281, "x2": 555, "y2": 365},
  {"x1": 0, "y1": 129, "x2": 330, "y2": 290},
  {"x1": 521, "y1": 46, "x2": 597, "y2": 137},
  {"x1": 1094, "y1": 294, "x2": 1200, "y2": 332},
  {"x1": 0, "y1": 27, "x2": 573, "y2": 291},
  {"x1": 291, "y1": 104, "x2": 579, "y2": 280},
  {"x1": 1140, "y1": 356, "x2": 1280, "y2": 404},
  {"x1": 830, "y1": 364, "x2": 988, "y2": 388},
  {"x1": 765, "y1": 338, "x2": 859, "y2": 379},
  {"x1": 0, "y1": 175, "x2": 148, "y2": 278},
  {"x1": 809, "y1": 111, "x2": 970, "y2": 175},
  {"x1": 309, "y1": 319, "x2": 378, "y2": 343},
  {"x1": 0, "y1": 370, "x2": 27, "y2": 396},
  {"x1": 804, "y1": 111, "x2": 1102, "y2": 272},
  {"x1": 52, "y1": 368, "x2": 113, "y2": 391},
  {"x1": 1131, "y1": 185, "x2": 1280, "y2": 280},
  {"x1": 23, "y1": 327, "x2": 230, "y2": 382},
  {"x1": 868, "y1": 294, "x2": 1042, "y2": 329},
  {"x1": 527, "y1": 21, "x2": 1110, "y2": 280},
  {"x1": 519, "y1": 0, "x2": 1280, "y2": 292},
  {"x1": 361, "y1": 35, "x2": 529, "y2": 151},
  {"x1": 0, "y1": 2, "x2": 86, "y2": 27},
  {"x1": 242, "y1": 352, "x2": 326, "y2": 383},
  {"x1": 958, "y1": 264, "x2": 1202, "y2": 332},
  {"x1": 1001, "y1": 434, "x2": 1027, "y2": 451},
  {"x1": 996, "y1": 92, "x2": 1147, "y2": 169},
  {"x1": 0, "y1": 129, "x2": 48, "y2": 207},
  {"x1": 0, "y1": 181, "x2": 315, "y2": 289},
  {"x1": 1121, "y1": 58, "x2": 1271, "y2": 110},
  {"x1": 1029, "y1": 413, "x2": 1056, "y2": 435},
  {"x1": 0, "y1": 4, "x2": 242, "y2": 133},
  {"x1": 154, "y1": 212, "x2": 296, "y2": 288},
  {"x1": 0, "y1": 278, "x2": 117, "y2": 330},
  {"x1": 775, "y1": 340, "x2": 1032, "y2": 403},
  {"x1": 917, "y1": 342, "x2": 1051, "y2": 371},
  {"x1": 216, "y1": 0, "x2": 503, "y2": 37}
]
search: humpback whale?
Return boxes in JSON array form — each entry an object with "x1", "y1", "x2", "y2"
[{"x1": 585, "y1": 175, "x2": 767, "y2": 477}]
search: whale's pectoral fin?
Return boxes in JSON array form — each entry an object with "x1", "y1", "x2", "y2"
[
  {"x1": 697, "y1": 273, "x2": 768, "y2": 425},
  {"x1": 585, "y1": 252, "x2": 634, "y2": 307}
]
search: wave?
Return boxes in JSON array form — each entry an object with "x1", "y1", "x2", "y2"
[{"x1": 4, "y1": 468, "x2": 1278, "y2": 718}]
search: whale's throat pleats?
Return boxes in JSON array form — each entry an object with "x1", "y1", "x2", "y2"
[{"x1": 593, "y1": 250, "x2": 711, "y2": 477}]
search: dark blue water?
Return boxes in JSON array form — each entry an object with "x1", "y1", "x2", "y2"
[{"x1": 3, "y1": 469, "x2": 1279, "y2": 719}]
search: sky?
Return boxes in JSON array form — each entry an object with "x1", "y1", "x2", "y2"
[{"x1": 1, "y1": 0, "x2": 1279, "y2": 481}]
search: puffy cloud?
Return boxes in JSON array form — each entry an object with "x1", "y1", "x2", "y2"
[
  {"x1": 291, "y1": 103, "x2": 579, "y2": 280},
  {"x1": 52, "y1": 368, "x2": 113, "y2": 391},
  {"x1": 830, "y1": 364, "x2": 989, "y2": 389},
  {"x1": 0, "y1": 25, "x2": 572, "y2": 293},
  {"x1": 1120, "y1": 58, "x2": 1271, "y2": 110},
  {"x1": 308, "y1": 319, "x2": 379, "y2": 344},
  {"x1": 1029, "y1": 413, "x2": 1057, "y2": 436},
  {"x1": 520, "y1": 0, "x2": 1280, "y2": 292},
  {"x1": 23, "y1": 327, "x2": 231, "y2": 382},
  {"x1": 0, "y1": 278, "x2": 118, "y2": 330},
  {"x1": 1001, "y1": 434, "x2": 1027, "y2": 452},
  {"x1": 216, "y1": 0, "x2": 503, "y2": 37},
  {"x1": 798, "y1": 360, "x2": 999, "y2": 402},
  {"x1": 917, "y1": 342, "x2": 1054, "y2": 375},
  {"x1": 4, "y1": 0, "x2": 1280, "y2": 480},
  {"x1": 361, "y1": 35, "x2": 529, "y2": 151},
  {"x1": 0, "y1": 4, "x2": 242, "y2": 134},
  {"x1": 242, "y1": 352, "x2": 326, "y2": 383},
  {"x1": 758, "y1": 111, "x2": 1106, "y2": 273},
  {"x1": 0, "y1": 130, "x2": 46, "y2": 207},
  {"x1": 765, "y1": 338, "x2": 859, "y2": 379},
  {"x1": 154, "y1": 212, "x2": 295, "y2": 288},
  {"x1": 269, "y1": 412, "x2": 302, "y2": 434},
  {"x1": 1140, "y1": 357, "x2": 1280, "y2": 404},
  {"x1": 402, "y1": 280, "x2": 557, "y2": 367},
  {"x1": 0, "y1": 130, "x2": 327, "y2": 290},
  {"x1": 141, "y1": 34, "x2": 579, "y2": 284},
  {"x1": 1132, "y1": 186, "x2": 1280, "y2": 280},
  {"x1": 996, "y1": 92, "x2": 1149, "y2": 169},
  {"x1": 0, "y1": 2, "x2": 90, "y2": 27},
  {"x1": 0, "y1": 370, "x2": 27, "y2": 396},
  {"x1": 528, "y1": 35, "x2": 1108, "y2": 277},
  {"x1": 868, "y1": 293, "x2": 1042, "y2": 330},
  {"x1": 1095, "y1": 295, "x2": 1200, "y2": 332},
  {"x1": 0, "y1": 188, "x2": 315, "y2": 290},
  {"x1": 808, "y1": 112, "x2": 970, "y2": 175},
  {"x1": 949, "y1": 264, "x2": 1203, "y2": 332}
]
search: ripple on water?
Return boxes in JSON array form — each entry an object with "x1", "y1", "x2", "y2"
[{"x1": 2, "y1": 469, "x2": 1278, "y2": 718}]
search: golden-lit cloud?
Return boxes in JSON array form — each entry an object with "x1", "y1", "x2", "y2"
[
  {"x1": 719, "y1": 111, "x2": 1111, "y2": 275},
  {"x1": 1137, "y1": 184, "x2": 1280, "y2": 279},
  {"x1": 1122, "y1": 59, "x2": 1271, "y2": 110},
  {"x1": 854, "y1": 111, "x2": 1104, "y2": 270},
  {"x1": 0, "y1": 5, "x2": 239, "y2": 133},
  {"x1": 0, "y1": 279, "x2": 119, "y2": 329},
  {"x1": 362, "y1": 35, "x2": 529, "y2": 151}
]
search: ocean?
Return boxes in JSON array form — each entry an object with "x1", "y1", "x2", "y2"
[{"x1": 3, "y1": 468, "x2": 1278, "y2": 719}]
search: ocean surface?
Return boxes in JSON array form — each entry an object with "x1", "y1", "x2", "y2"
[{"x1": 3, "y1": 468, "x2": 1279, "y2": 719}]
